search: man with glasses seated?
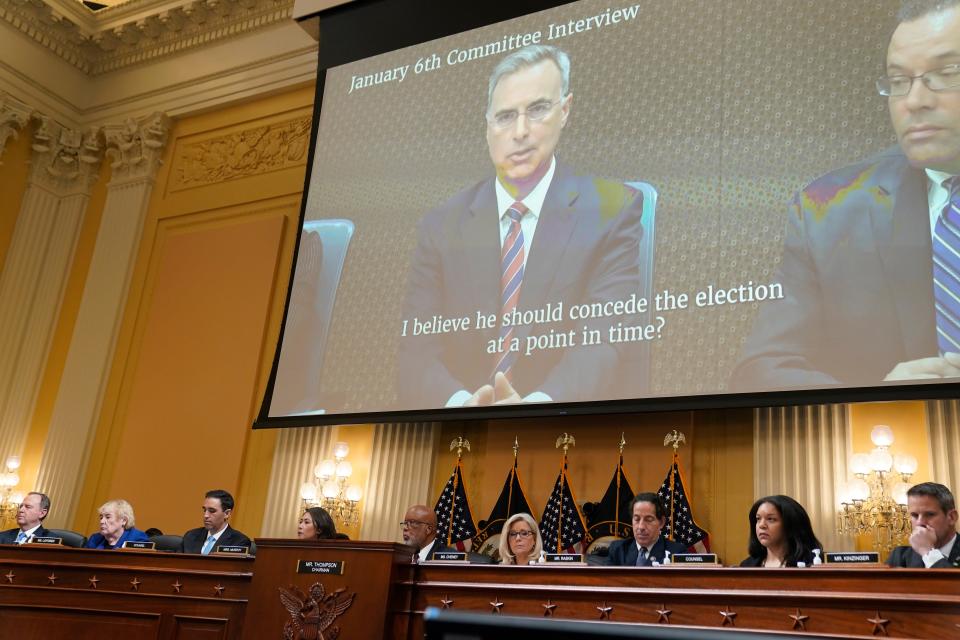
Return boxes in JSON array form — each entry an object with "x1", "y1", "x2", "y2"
[
  {"x1": 401, "y1": 504, "x2": 442, "y2": 562},
  {"x1": 398, "y1": 44, "x2": 644, "y2": 409},
  {"x1": 733, "y1": 0, "x2": 960, "y2": 390},
  {"x1": 0, "y1": 492, "x2": 51, "y2": 545}
]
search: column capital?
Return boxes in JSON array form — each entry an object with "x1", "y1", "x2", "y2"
[
  {"x1": 0, "y1": 93, "x2": 35, "y2": 163},
  {"x1": 29, "y1": 116, "x2": 103, "y2": 195},
  {"x1": 103, "y1": 112, "x2": 171, "y2": 184}
]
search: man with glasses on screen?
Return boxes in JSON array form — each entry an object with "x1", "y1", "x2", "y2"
[
  {"x1": 398, "y1": 44, "x2": 643, "y2": 408},
  {"x1": 733, "y1": 0, "x2": 960, "y2": 390}
]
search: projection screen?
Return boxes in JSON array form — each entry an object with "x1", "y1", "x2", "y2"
[{"x1": 256, "y1": 0, "x2": 960, "y2": 427}]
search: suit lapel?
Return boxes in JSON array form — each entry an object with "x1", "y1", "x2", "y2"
[
  {"x1": 624, "y1": 540, "x2": 638, "y2": 566},
  {"x1": 513, "y1": 165, "x2": 579, "y2": 346},
  {"x1": 466, "y1": 182, "x2": 506, "y2": 317},
  {"x1": 872, "y1": 164, "x2": 937, "y2": 359},
  {"x1": 949, "y1": 534, "x2": 960, "y2": 566}
]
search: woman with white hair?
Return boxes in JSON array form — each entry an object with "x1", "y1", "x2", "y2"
[
  {"x1": 498, "y1": 513, "x2": 543, "y2": 565},
  {"x1": 85, "y1": 499, "x2": 151, "y2": 550}
]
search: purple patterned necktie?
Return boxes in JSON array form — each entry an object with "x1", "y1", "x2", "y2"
[{"x1": 932, "y1": 176, "x2": 960, "y2": 355}]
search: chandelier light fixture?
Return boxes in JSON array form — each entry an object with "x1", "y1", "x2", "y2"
[
  {"x1": 0, "y1": 456, "x2": 23, "y2": 526},
  {"x1": 837, "y1": 425, "x2": 918, "y2": 557},
  {"x1": 299, "y1": 442, "x2": 363, "y2": 527}
]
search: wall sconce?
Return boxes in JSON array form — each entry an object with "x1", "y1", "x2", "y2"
[
  {"x1": 0, "y1": 456, "x2": 23, "y2": 525},
  {"x1": 299, "y1": 442, "x2": 363, "y2": 527},
  {"x1": 837, "y1": 425, "x2": 917, "y2": 557}
]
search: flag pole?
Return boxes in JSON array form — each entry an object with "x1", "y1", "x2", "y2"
[
  {"x1": 508, "y1": 436, "x2": 518, "y2": 514},
  {"x1": 615, "y1": 432, "x2": 626, "y2": 536},
  {"x1": 663, "y1": 429, "x2": 686, "y2": 542},
  {"x1": 448, "y1": 436, "x2": 471, "y2": 547},
  {"x1": 555, "y1": 432, "x2": 575, "y2": 553}
]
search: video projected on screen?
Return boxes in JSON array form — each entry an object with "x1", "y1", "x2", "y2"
[{"x1": 261, "y1": 0, "x2": 960, "y2": 423}]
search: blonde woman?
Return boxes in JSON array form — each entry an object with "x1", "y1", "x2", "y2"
[
  {"x1": 498, "y1": 513, "x2": 542, "y2": 565},
  {"x1": 85, "y1": 499, "x2": 150, "y2": 549}
]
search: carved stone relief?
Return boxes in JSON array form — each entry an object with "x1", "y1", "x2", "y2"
[{"x1": 169, "y1": 115, "x2": 310, "y2": 190}]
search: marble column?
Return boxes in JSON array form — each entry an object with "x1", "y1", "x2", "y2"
[
  {"x1": 0, "y1": 115, "x2": 101, "y2": 467},
  {"x1": 35, "y1": 113, "x2": 170, "y2": 528}
]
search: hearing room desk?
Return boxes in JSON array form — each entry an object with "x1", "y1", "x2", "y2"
[{"x1": 2, "y1": 541, "x2": 958, "y2": 639}]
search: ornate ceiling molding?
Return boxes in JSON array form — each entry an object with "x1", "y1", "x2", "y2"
[{"x1": 1, "y1": 0, "x2": 295, "y2": 76}]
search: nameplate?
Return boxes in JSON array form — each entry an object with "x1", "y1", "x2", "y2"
[
  {"x1": 29, "y1": 537, "x2": 62, "y2": 545},
  {"x1": 214, "y1": 545, "x2": 249, "y2": 556},
  {"x1": 432, "y1": 551, "x2": 467, "y2": 562},
  {"x1": 671, "y1": 553, "x2": 719, "y2": 565},
  {"x1": 121, "y1": 540, "x2": 156, "y2": 551},
  {"x1": 297, "y1": 560, "x2": 344, "y2": 575},
  {"x1": 825, "y1": 552, "x2": 880, "y2": 564},
  {"x1": 544, "y1": 553, "x2": 583, "y2": 564}
]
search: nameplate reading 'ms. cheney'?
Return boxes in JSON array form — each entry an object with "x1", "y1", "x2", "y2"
[
  {"x1": 297, "y1": 560, "x2": 345, "y2": 575},
  {"x1": 544, "y1": 553, "x2": 583, "y2": 564},
  {"x1": 432, "y1": 551, "x2": 467, "y2": 562},
  {"x1": 825, "y1": 552, "x2": 880, "y2": 564},
  {"x1": 671, "y1": 553, "x2": 718, "y2": 564},
  {"x1": 29, "y1": 537, "x2": 62, "y2": 545}
]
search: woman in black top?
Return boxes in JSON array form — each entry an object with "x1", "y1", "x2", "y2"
[{"x1": 740, "y1": 495, "x2": 822, "y2": 567}]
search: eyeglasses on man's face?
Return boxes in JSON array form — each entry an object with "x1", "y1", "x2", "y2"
[
  {"x1": 487, "y1": 98, "x2": 563, "y2": 129},
  {"x1": 877, "y1": 64, "x2": 960, "y2": 96},
  {"x1": 400, "y1": 520, "x2": 429, "y2": 529},
  {"x1": 507, "y1": 529, "x2": 534, "y2": 539}
]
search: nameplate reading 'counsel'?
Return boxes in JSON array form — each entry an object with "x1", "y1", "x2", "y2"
[
  {"x1": 29, "y1": 537, "x2": 62, "y2": 545},
  {"x1": 825, "y1": 552, "x2": 880, "y2": 564},
  {"x1": 671, "y1": 553, "x2": 718, "y2": 565},
  {"x1": 544, "y1": 553, "x2": 583, "y2": 564},
  {"x1": 121, "y1": 540, "x2": 156, "y2": 551},
  {"x1": 297, "y1": 560, "x2": 345, "y2": 575},
  {"x1": 214, "y1": 545, "x2": 249, "y2": 556}
]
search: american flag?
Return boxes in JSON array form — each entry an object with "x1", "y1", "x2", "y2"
[
  {"x1": 434, "y1": 460, "x2": 477, "y2": 551},
  {"x1": 657, "y1": 452, "x2": 711, "y2": 553},
  {"x1": 539, "y1": 459, "x2": 591, "y2": 554}
]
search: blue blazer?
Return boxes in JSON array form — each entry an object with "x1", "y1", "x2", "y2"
[
  {"x1": 85, "y1": 527, "x2": 150, "y2": 550},
  {"x1": 732, "y1": 147, "x2": 938, "y2": 390},
  {"x1": 397, "y1": 162, "x2": 645, "y2": 407}
]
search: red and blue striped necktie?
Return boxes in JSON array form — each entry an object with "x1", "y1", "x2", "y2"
[
  {"x1": 493, "y1": 202, "x2": 528, "y2": 379},
  {"x1": 933, "y1": 176, "x2": 960, "y2": 355}
]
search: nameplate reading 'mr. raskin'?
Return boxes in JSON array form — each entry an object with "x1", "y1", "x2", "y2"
[
  {"x1": 825, "y1": 552, "x2": 880, "y2": 564},
  {"x1": 297, "y1": 560, "x2": 345, "y2": 575},
  {"x1": 671, "y1": 553, "x2": 718, "y2": 564},
  {"x1": 29, "y1": 537, "x2": 62, "y2": 545},
  {"x1": 544, "y1": 553, "x2": 584, "y2": 564}
]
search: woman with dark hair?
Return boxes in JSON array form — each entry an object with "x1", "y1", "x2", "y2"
[
  {"x1": 740, "y1": 495, "x2": 822, "y2": 567},
  {"x1": 297, "y1": 507, "x2": 337, "y2": 540}
]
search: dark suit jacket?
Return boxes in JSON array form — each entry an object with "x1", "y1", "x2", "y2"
[
  {"x1": 0, "y1": 525, "x2": 50, "y2": 544},
  {"x1": 731, "y1": 147, "x2": 939, "y2": 390},
  {"x1": 887, "y1": 536, "x2": 960, "y2": 568},
  {"x1": 397, "y1": 162, "x2": 644, "y2": 407},
  {"x1": 180, "y1": 525, "x2": 253, "y2": 555},
  {"x1": 607, "y1": 535, "x2": 688, "y2": 566}
]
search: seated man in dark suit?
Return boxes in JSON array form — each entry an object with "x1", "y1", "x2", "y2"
[
  {"x1": 402, "y1": 504, "x2": 442, "y2": 562},
  {"x1": 180, "y1": 489, "x2": 253, "y2": 555},
  {"x1": 607, "y1": 492, "x2": 687, "y2": 567},
  {"x1": 887, "y1": 482, "x2": 958, "y2": 568},
  {"x1": 397, "y1": 44, "x2": 644, "y2": 409},
  {"x1": 0, "y1": 492, "x2": 50, "y2": 544}
]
